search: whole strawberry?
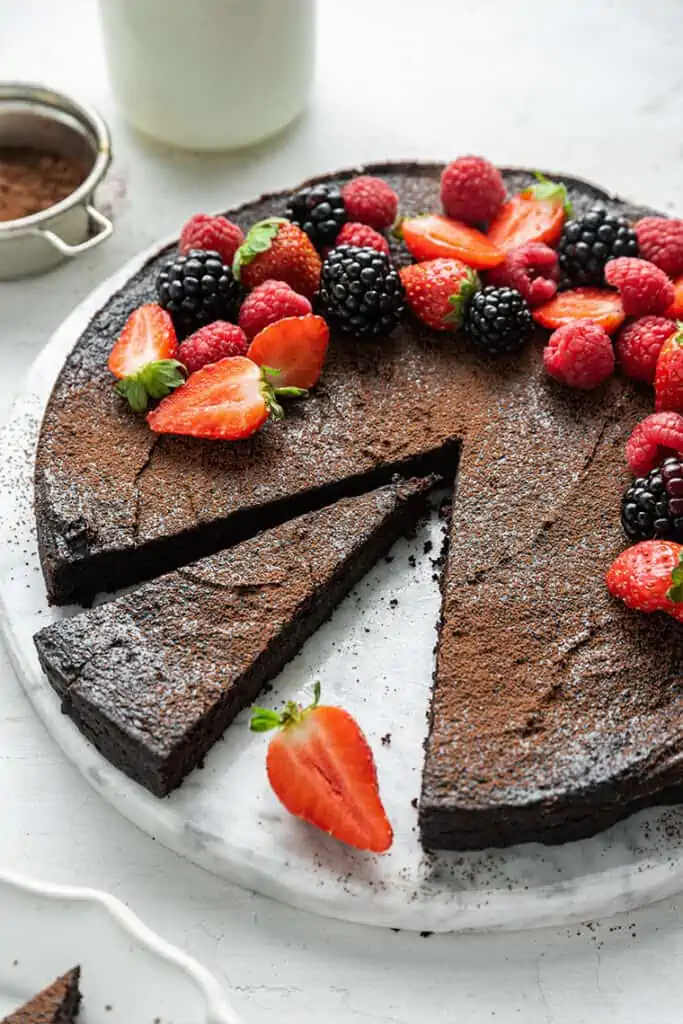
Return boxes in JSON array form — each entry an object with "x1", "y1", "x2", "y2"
[
  {"x1": 178, "y1": 321, "x2": 248, "y2": 373},
  {"x1": 179, "y1": 213, "x2": 244, "y2": 266},
  {"x1": 635, "y1": 217, "x2": 683, "y2": 278},
  {"x1": 341, "y1": 176, "x2": 398, "y2": 231},
  {"x1": 233, "y1": 218, "x2": 322, "y2": 299},
  {"x1": 440, "y1": 155, "x2": 506, "y2": 225},
  {"x1": 399, "y1": 258, "x2": 479, "y2": 331},
  {"x1": 238, "y1": 280, "x2": 312, "y2": 340},
  {"x1": 485, "y1": 242, "x2": 559, "y2": 307},
  {"x1": 615, "y1": 316, "x2": 675, "y2": 384},
  {"x1": 655, "y1": 323, "x2": 683, "y2": 412},
  {"x1": 334, "y1": 221, "x2": 390, "y2": 255},
  {"x1": 604, "y1": 257, "x2": 674, "y2": 316},
  {"x1": 606, "y1": 539, "x2": 683, "y2": 623}
]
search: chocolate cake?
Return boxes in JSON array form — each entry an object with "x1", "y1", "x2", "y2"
[
  {"x1": 34, "y1": 479, "x2": 433, "y2": 796},
  {"x1": 2, "y1": 967, "x2": 81, "y2": 1024},
  {"x1": 33, "y1": 160, "x2": 683, "y2": 850}
]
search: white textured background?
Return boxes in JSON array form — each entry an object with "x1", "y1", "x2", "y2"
[{"x1": 2, "y1": 1, "x2": 683, "y2": 1020}]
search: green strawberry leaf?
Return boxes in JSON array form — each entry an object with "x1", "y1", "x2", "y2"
[
  {"x1": 444, "y1": 269, "x2": 480, "y2": 328},
  {"x1": 249, "y1": 707, "x2": 283, "y2": 732},
  {"x1": 529, "y1": 172, "x2": 573, "y2": 217},
  {"x1": 673, "y1": 321, "x2": 683, "y2": 348},
  {"x1": 232, "y1": 217, "x2": 287, "y2": 280},
  {"x1": 667, "y1": 550, "x2": 683, "y2": 602},
  {"x1": 115, "y1": 359, "x2": 186, "y2": 412}
]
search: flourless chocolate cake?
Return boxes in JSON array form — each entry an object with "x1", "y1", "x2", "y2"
[
  {"x1": 34, "y1": 479, "x2": 433, "y2": 796},
  {"x1": 33, "y1": 161, "x2": 683, "y2": 850},
  {"x1": 1, "y1": 967, "x2": 81, "y2": 1024}
]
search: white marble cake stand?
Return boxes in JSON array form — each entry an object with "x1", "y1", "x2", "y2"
[{"x1": 4, "y1": 242, "x2": 683, "y2": 934}]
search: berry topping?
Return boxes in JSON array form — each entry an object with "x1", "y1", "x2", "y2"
[
  {"x1": 615, "y1": 316, "x2": 675, "y2": 384},
  {"x1": 604, "y1": 257, "x2": 675, "y2": 317},
  {"x1": 487, "y1": 173, "x2": 570, "y2": 251},
  {"x1": 655, "y1": 323, "x2": 683, "y2": 412},
  {"x1": 233, "y1": 219, "x2": 322, "y2": 299},
  {"x1": 440, "y1": 155, "x2": 506, "y2": 226},
  {"x1": 622, "y1": 454, "x2": 683, "y2": 541},
  {"x1": 626, "y1": 411, "x2": 683, "y2": 476},
  {"x1": 334, "y1": 221, "x2": 390, "y2": 255},
  {"x1": 635, "y1": 217, "x2": 683, "y2": 279},
  {"x1": 533, "y1": 287, "x2": 625, "y2": 335},
  {"x1": 178, "y1": 321, "x2": 248, "y2": 374},
  {"x1": 157, "y1": 248, "x2": 242, "y2": 338},
  {"x1": 543, "y1": 319, "x2": 614, "y2": 390},
  {"x1": 246, "y1": 314, "x2": 330, "y2": 389},
  {"x1": 464, "y1": 285, "x2": 533, "y2": 356},
  {"x1": 318, "y1": 244, "x2": 405, "y2": 337},
  {"x1": 485, "y1": 241, "x2": 559, "y2": 307},
  {"x1": 179, "y1": 214, "x2": 244, "y2": 266},
  {"x1": 250, "y1": 682, "x2": 393, "y2": 853},
  {"x1": 108, "y1": 303, "x2": 184, "y2": 413},
  {"x1": 399, "y1": 258, "x2": 479, "y2": 331},
  {"x1": 238, "y1": 280, "x2": 313, "y2": 340},
  {"x1": 400, "y1": 214, "x2": 505, "y2": 269},
  {"x1": 147, "y1": 356, "x2": 306, "y2": 441},
  {"x1": 341, "y1": 175, "x2": 398, "y2": 231},
  {"x1": 606, "y1": 540, "x2": 683, "y2": 622},
  {"x1": 285, "y1": 183, "x2": 347, "y2": 249},
  {"x1": 666, "y1": 276, "x2": 683, "y2": 319},
  {"x1": 558, "y1": 206, "x2": 639, "y2": 287}
]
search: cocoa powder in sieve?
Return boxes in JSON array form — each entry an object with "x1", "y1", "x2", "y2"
[{"x1": 0, "y1": 146, "x2": 89, "y2": 222}]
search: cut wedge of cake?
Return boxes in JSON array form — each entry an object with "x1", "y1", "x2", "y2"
[
  {"x1": 1, "y1": 967, "x2": 81, "y2": 1024},
  {"x1": 34, "y1": 478, "x2": 433, "y2": 796}
]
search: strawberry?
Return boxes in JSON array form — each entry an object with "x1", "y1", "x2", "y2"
[
  {"x1": 533, "y1": 287, "x2": 625, "y2": 335},
  {"x1": 250, "y1": 683, "x2": 393, "y2": 853},
  {"x1": 606, "y1": 540, "x2": 683, "y2": 623},
  {"x1": 399, "y1": 258, "x2": 479, "y2": 330},
  {"x1": 666, "y1": 276, "x2": 683, "y2": 319},
  {"x1": 147, "y1": 356, "x2": 305, "y2": 441},
  {"x1": 246, "y1": 314, "x2": 330, "y2": 388},
  {"x1": 487, "y1": 173, "x2": 571, "y2": 252},
  {"x1": 655, "y1": 323, "x2": 683, "y2": 412},
  {"x1": 400, "y1": 214, "x2": 505, "y2": 270},
  {"x1": 108, "y1": 303, "x2": 185, "y2": 413},
  {"x1": 233, "y1": 218, "x2": 322, "y2": 299}
]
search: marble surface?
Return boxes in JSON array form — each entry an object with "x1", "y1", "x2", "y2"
[{"x1": 3, "y1": 0, "x2": 683, "y2": 1019}]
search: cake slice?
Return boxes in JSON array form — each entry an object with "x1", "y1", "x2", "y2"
[
  {"x1": 2, "y1": 967, "x2": 81, "y2": 1024},
  {"x1": 34, "y1": 478, "x2": 433, "y2": 796}
]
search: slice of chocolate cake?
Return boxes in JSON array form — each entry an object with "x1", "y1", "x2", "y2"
[
  {"x1": 2, "y1": 967, "x2": 81, "y2": 1024},
  {"x1": 34, "y1": 478, "x2": 433, "y2": 796}
]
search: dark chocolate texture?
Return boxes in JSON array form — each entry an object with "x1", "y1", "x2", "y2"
[
  {"x1": 1, "y1": 967, "x2": 81, "y2": 1024},
  {"x1": 34, "y1": 480, "x2": 433, "y2": 796}
]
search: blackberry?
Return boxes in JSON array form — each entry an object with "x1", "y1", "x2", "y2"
[
  {"x1": 157, "y1": 249, "x2": 241, "y2": 337},
  {"x1": 464, "y1": 286, "x2": 533, "y2": 356},
  {"x1": 621, "y1": 458, "x2": 683, "y2": 542},
  {"x1": 558, "y1": 206, "x2": 639, "y2": 287},
  {"x1": 318, "y1": 244, "x2": 404, "y2": 336},
  {"x1": 286, "y1": 184, "x2": 347, "y2": 249}
]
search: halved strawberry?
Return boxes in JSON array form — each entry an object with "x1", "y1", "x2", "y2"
[
  {"x1": 533, "y1": 287, "x2": 625, "y2": 335},
  {"x1": 251, "y1": 683, "x2": 393, "y2": 854},
  {"x1": 400, "y1": 214, "x2": 505, "y2": 269},
  {"x1": 487, "y1": 173, "x2": 571, "y2": 252},
  {"x1": 655, "y1": 323, "x2": 683, "y2": 413},
  {"x1": 666, "y1": 276, "x2": 683, "y2": 319},
  {"x1": 246, "y1": 314, "x2": 329, "y2": 389},
  {"x1": 108, "y1": 303, "x2": 184, "y2": 412},
  {"x1": 147, "y1": 356, "x2": 305, "y2": 441}
]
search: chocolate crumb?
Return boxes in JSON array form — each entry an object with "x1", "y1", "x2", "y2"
[{"x1": 381, "y1": 732, "x2": 392, "y2": 746}]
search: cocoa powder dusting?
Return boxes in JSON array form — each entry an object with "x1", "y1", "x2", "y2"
[{"x1": 0, "y1": 146, "x2": 88, "y2": 222}]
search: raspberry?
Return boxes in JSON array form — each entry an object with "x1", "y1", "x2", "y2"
[
  {"x1": 179, "y1": 214, "x2": 244, "y2": 266},
  {"x1": 178, "y1": 321, "x2": 248, "y2": 373},
  {"x1": 341, "y1": 176, "x2": 398, "y2": 231},
  {"x1": 604, "y1": 257, "x2": 675, "y2": 316},
  {"x1": 440, "y1": 156, "x2": 506, "y2": 225},
  {"x1": 334, "y1": 222, "x2": 390, "y2": 255},
  {"x1": 625, "y1": 413, "x2": 683, "y2": 476},
  {"x1": 485, "y1": 242, "x2": 559, "y2": 307},
  {"x1": 543, "y1": 319, "x2": 614, "y2": 389},
  {"x1": 615, "y1": 316, "x2": 675, "y2": 384},
  {"x1": 635, "y1": 217, "x2": 683, "y2": 278},
  {"x1": 238, "y1": 280, "x2": 312, "y2": 340}
]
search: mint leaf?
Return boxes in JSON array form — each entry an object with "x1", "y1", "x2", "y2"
[{"x1": 529, "y1": 172, "x2": 573, "y2": 217}]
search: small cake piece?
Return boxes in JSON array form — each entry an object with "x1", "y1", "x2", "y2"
[{"x1": 2, "y1": 967, "x2": 81, "y2": 1024}]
